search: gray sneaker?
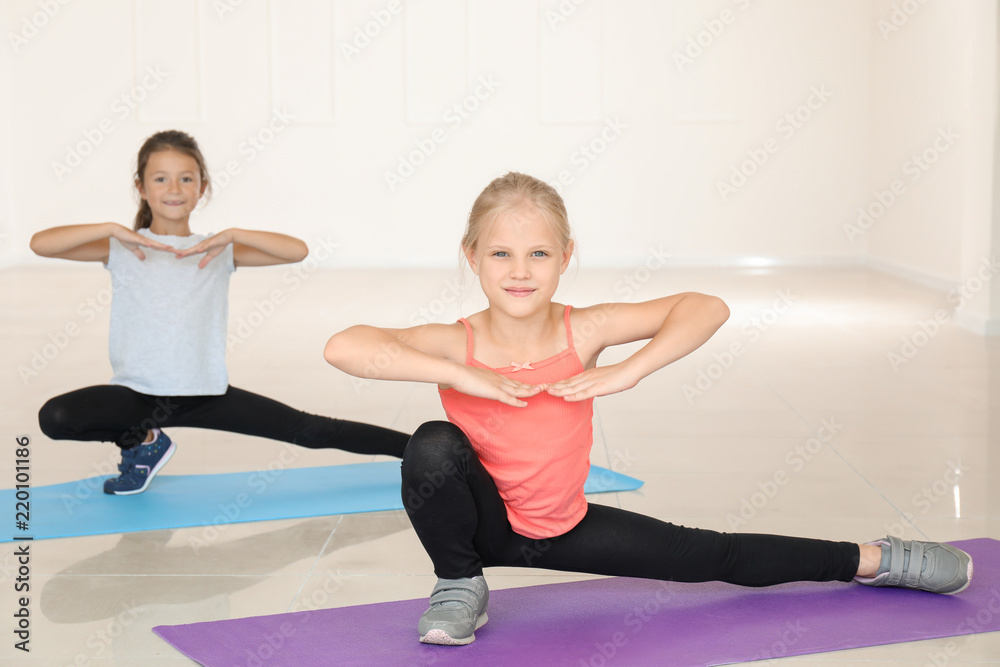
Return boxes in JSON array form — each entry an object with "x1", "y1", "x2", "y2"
[
  {"x1": 418, "y1": 576, "x2": 489, "y2": 645},
  {"x1": 855, "y1": 535, "x2": 972, "y2": 594}
]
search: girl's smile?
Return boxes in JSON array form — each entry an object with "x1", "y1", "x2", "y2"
[
  {"x1": 466, "y1": 205, "x2": 573, "y2": 317},
  {"x1": 137, "y1": 149, "x2": 206, "y2": 231}
]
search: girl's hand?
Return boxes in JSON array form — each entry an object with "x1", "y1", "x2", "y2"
[
  {"x1": 544, "y1": 363, "x2": 639, "y2": 402},
  {"x1": 173, "y1": 229, "x2": 235, "y2": 268},
  {"x1": 450, "y1": 365, "x2": 542, "y2": 408},
  {"x1": 109, "y1": 225, "x2": 175, "y2": 260}
]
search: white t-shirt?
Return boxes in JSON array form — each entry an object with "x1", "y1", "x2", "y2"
[{"x1": 105, "y1": 228, "x2": 235, "y2": 395}]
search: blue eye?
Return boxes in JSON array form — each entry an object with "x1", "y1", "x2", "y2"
[
  {"x1": 493, "y1": 251, "x2": 509, "y2": 257},
  {"x1": 532, "y1": 251, "x2": 548, "y2": 257}
]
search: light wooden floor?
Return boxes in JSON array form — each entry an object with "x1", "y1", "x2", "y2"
[{"x1": 1, "y1": 264, "x2": 997, "y2": 665}]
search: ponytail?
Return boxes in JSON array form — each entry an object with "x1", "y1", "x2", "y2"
[{"x1": 134, "y1": 199, "x2": 153, "y2": 231}]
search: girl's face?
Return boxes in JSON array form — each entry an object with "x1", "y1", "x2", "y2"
[
  {"x1": 465, "y1": 205, "x2": 573, "y2": 317},
  {"x1": 136, "y1": 149, "x2": 206, "y2": 225}
]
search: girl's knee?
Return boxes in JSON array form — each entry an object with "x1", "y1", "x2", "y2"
[
  {"x1": 38, "y1": 398, "x2": 70, "y2": 439},
  {"x1": 402, "y1": 421, "x2": 471, "y2": 474}
]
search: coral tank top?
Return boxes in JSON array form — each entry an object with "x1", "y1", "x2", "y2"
[{"x1": 438, "y1": 305, "x2": 594, "y2": 539}]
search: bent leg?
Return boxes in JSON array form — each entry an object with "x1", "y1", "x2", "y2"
[
  {"x1": 176, "y1": 386, "x2": 410, "y2": 457},
  {"x1": 401, "y1": 421, "x2": 513, "y2": 578},
  {"x1": 38, "y1": 386, "x2": 165, "y2": 449}
]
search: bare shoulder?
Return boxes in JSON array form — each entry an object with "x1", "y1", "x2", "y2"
[
  {"x1": 570, "y1": 294, "x2": 721, "y2": 353},
  {"x1": 385, "y1": 321, "x2": 468, "y2": 364}
]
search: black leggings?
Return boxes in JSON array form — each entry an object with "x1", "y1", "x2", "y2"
[
  {"x1": 401, "y1": 421, "x2": 860, "y2": 586},
  {"x1": 38, "y1": 384, "x2": 409, "y2": 457}
]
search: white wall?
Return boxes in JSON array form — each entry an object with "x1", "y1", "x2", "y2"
[
  {"x1": 4, "y1": 0, "x2": 997, "y2": 316},
  {"x1": 867, "y1": 0, "x2": 995, "y2": 282},
  {"x1": 0, "y1": 8, "x2": 14, "y2": 263},
  {"x1": 867, "y1": 0, "x2": 999, "y2": 332},
  {"x1": 6, "y1": 0, "x2": 874, "y2": 268}
]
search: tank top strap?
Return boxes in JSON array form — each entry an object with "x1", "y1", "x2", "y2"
[
  {"x1": 563, "y1": 304, "x2": 577, "y2": 354},
  {"x1": 457, "y1": 317, "x2": 475, "y2": 365}
]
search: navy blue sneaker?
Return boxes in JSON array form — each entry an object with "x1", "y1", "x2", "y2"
[{"x1": 103, "y1": 429, "x2": 176, "y2": 495}]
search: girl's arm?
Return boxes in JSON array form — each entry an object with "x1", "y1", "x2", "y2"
[
  {"x1": 29, "y1": 223, "x2": 174, "y2": 262},
  {"x1": 324, "y1": 324, "x2": 541, "y2": 407},
  {"x1": 173, "y1": 228, "x2": 308, "y2": 268},
  {"x1": 546, "y1": 292, "x2": 730, "y2": 401}
]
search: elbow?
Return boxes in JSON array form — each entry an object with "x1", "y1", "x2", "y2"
[
  {"x1": 28, "y1": 233, "x2": 47, "y2": 257},
  {"x1": 712, "y1": 296, "x2": 730, "y2": 325},
  {"x1": 323, "y1": 326, "x2": 361, "y2": 369},
  {"x1": 323, "y1": 334, "x2": 345, "y2": 368},
  {"x1": 690, "y1": 293, "x2": 728, "y2": 327},
  {"x1": 291, "y1": 240, "x2": 309, "y2": 263}
]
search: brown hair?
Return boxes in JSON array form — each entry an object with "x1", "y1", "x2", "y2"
[
  {"x1": 133, "y1": 130, "x2": 211, "y2": 230},
  {"x1": 462, "y1": 172, "x2": 574, "y2": 255}
]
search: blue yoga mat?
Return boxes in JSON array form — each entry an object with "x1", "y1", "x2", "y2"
[{"x1": 1, "y1": 462, "x2": 642, "y2": 542}]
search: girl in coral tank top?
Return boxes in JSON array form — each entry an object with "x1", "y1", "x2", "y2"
[{"x1": 324, "y1": 172, "x2": 971, "y2": 646}]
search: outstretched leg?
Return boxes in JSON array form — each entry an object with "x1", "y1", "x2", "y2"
[{"x1": 177, "y1": 386, "x2": 409, "y2": 458}]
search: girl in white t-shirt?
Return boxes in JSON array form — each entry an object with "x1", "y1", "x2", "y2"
[{"x1": 31, "y1": 130, "x2": 408, "y2": 495}]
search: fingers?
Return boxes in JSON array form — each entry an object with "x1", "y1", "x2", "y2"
[
  {"x1": 545, "y1": 374, "x2": 591, "y2": 396},
  {"x1": 557, "y1": 389, "x2": 593, "y2": 402},
  {"x1": 130, "y1": 248, "x2": 147, "y2": 261},
  {"x1": 141, "y1": 238, "x2": 175, "y2": 251},
  {"x1": 497, "y1": 394, "x2": 529, "y2": 408},
  {"x1": 173, "y1": 244, "x2": 203, "y2": 259}
]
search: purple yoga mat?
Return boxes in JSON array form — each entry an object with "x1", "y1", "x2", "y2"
[{"x1": 154, "y1": 538, "x2": 1000, "y2": 666}]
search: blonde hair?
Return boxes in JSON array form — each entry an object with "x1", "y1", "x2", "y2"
[{"x1": 462, "y1": 172, "x2": 574, "y2": 254}]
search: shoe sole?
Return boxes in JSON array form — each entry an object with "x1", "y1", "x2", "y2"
[
  {"x1": 419, "y1": 612, "x2": 488, "y2": 646},
  {"x1": 108, "y1": 442, "x2": 176, "y2": 496}
]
